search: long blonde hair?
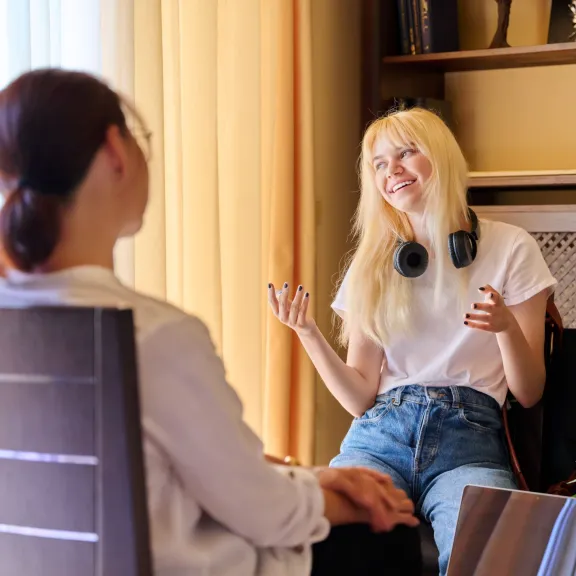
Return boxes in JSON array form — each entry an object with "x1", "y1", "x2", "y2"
[{"x1": 337, "y1": 107, "x2": 470, "y2": 347}]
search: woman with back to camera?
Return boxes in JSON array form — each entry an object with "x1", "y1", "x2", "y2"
[
  {"x1": 269, "y1": 107, "x2": 557, "y2": 575},
  {"x1": 0, "y1": 68, "x2": 423, "y2": 575}
]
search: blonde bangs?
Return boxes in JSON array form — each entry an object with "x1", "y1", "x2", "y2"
[{"x1": 373, "y1": 114, "x2": 420, "y2": 151}]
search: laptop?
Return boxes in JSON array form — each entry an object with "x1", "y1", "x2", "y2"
[{"x1": 447, "y1": 485, "x2": 576, "y2": 576}]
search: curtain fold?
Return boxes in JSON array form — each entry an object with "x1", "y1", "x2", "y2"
[
  {"x1": 0, "y1": 0, "x2": 317, "y2": 464},
  {"x1": 292, "y1": 0, "x2": 316, "y2": 463},
  {"x1": 261, "y1": 0, "x2": 315, "y2": 461},
  {"x1": 101, "y1": 0, "x2": 136, "y2": 288},
  {"x1": 133, "y1": 0, "x2": 166, "y2": 299}
]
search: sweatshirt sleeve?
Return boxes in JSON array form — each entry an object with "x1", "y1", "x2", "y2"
[{"x1": 138, "y1": 316, "x2": 330, "y2": 548}]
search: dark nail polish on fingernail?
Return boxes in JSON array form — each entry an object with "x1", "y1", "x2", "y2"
[
  {"x1": 268, "y1": 283, "x2": 272, "y2": 289},
  {"x1": 479, "y1": 287, "x2": 486, "y2": 291},
  {"x1": 473, "y1": 304, "x2": 477, "y2": 309},
  {"x1": 464, "y1": 321, "x2": 469, "y2": 325},
  {"x1": 305, "y1": 292, "x2": 309, "y2": 298},
  {"x1": 489, "y1": 293, "x2": 494, "y2": 299},
  {"x1": 298, "y1": 285, "x2": 303, "y2": 291},
  {"x1": 284, "y1": 282, "x2": 288, "y2": 288},
  {"x1": 465, "y1": 313, "x2": 470, "y2": 318}
]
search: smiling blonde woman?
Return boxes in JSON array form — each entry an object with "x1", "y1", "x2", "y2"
[{"x1": 269, "y1": 107, "x2": 557, "y2": 576}]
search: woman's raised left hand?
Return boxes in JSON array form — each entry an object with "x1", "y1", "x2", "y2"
[{"x1": 464, "y1": 284, "x2": 515, "y2": 334}]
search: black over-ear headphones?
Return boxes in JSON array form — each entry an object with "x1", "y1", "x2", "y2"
[{"x1": 393, "y1": 209, "x2": 479, "y2": 278}]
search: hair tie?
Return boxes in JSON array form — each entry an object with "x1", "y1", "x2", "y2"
[{"x1": 16, "y1": 177, "x2": 67, "y2": 197}]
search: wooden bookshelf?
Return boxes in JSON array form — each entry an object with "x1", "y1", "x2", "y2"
[
  {"x1": 359, "y1": 2, "x2": 576, "y2": 202},
  {"x1": 469, "y1": 171, "x2": 576, "y2": 189},
  {"x1": 382, "y1": 43, "x2": 576, "y2": 73},
  {"x1": 471, "y1": 205, "x2": 576, "y2": 232}
]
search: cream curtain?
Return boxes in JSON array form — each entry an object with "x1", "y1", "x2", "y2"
[
  {"x1": 116, "y1": 0, "x2": 318, "y2": 463},
  {"x1": 0, "y1": 0, "x2": 317, "y2": 464}
]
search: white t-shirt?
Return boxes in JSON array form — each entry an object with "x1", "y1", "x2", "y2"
[
  {"x1": 332, "y1": 219, "x2": 557, "y2": 406},
  {"x1": 0, "y1": 266, "x2": 329, "y2": 576}
]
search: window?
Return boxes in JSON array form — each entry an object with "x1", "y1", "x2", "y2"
[{"x1": 0, "y1": 0, "x2": 102, "y2": 90}]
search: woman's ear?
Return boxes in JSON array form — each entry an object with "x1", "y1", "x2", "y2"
[{"x1": 101, "y1": 125, "x2": 129, "y2": 180}]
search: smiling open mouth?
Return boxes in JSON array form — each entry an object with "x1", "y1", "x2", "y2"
[{"x1": 390, "y1": 180, "x2": 416, "y2": 193}]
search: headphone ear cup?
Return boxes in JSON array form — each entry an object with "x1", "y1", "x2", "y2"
[
  {"x1": 394, "y1": 241, "x2": 429, "y2": 278},
  {"x1": 448, "y1": 231, "x2": 477, "y2": 269}
]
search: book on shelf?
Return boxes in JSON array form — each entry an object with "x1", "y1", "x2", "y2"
[
  {"x1": 397, "y1": 0, "x2": 410, "y2": 55},
  {"x1": 396, "y1": 0, "x2": 460, "y2": 55},
  {"x1": 410, "y1": 0, "x2": 422, "y2": 55},
  {"x1": 548, "y1": 0, "x2": 576, "y2": 44}
]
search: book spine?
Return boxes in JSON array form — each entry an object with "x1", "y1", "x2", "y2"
[
  {"x1": 423, "y1": 0, "x2": 460, "y2": 53},
  {"x1": 411, "y1": 0, "x2": 422, "y2": 53},
  {"x1": 420, "y1": 0, "x2": 432, "y2": 53},
  {"x1": 397, "y1": 0, "x2": 410, "y2": 55},
  {"x1": 407, "y1": 0, "x2": 416, "y2": 55}
]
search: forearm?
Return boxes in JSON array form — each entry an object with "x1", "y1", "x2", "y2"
[
  {"x1": 298, "y1": 325, "x2": 377, "y2": 416},
  {"x1": 497, "y1": 318, "x2": 546, "y2": 408}
]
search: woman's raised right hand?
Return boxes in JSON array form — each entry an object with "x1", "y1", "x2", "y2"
[{"x1": 267, "y1": 282, "x2": 317, "y2": 336}]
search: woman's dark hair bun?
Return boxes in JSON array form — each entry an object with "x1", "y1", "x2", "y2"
[
  {"x1": 0, "y1": 68, "x2": 128, "y2": 270},
  {"x1": 0, "y1": 186, "x2": 63, "y2": 272}
]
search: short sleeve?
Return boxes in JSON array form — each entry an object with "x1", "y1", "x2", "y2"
[
  {"x1": 331, "y1": 267, "x2": 351, "y2": 318},
  {"x1": 502, "y1": 229, "x2": 557, "y2": 306}
]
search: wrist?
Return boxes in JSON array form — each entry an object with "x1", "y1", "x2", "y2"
[
  {"x1": 298, "y1": 322, "x2": 321, "y2": 342},
  {"x1": 498, "y1": 312, "x2": 520, "y2": 339},
  {"x1": 322, "y1": 489, "x2": 367, "y2": 526}
]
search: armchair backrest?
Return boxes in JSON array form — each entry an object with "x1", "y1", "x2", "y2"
[
  {"x1": 504, "y1": 297, "x2": 564, "y2": 492},
  {"x1": 0, "y1": 307, "x2": 152, "y2": 576}
]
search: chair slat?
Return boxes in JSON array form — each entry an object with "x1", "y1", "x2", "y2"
[
  {"x1": 0, "y1": 533, "x2": 94, "y2": 576},
  {"x1": 0, "y1": 460, "x2": 95, "y2": 532},
  {"x1": 0, "y1": 308, "x2": 94, "y2": 377},
  {"x1": 0, "y1": 379, "x2": 94, "y2": 455}
]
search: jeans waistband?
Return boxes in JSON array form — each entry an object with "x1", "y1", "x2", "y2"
[{"x1": 378, "y1": 385, "x2": 501, "y2": 411}]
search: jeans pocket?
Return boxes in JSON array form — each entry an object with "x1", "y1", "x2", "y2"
[
  {"x1": 458, "y1": 404, "x2": 503, "y2": 434},
  {"x1": 355, "y1": 397, "x2": 393, "y2": 424}
]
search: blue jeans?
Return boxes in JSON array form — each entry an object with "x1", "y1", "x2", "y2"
[{"x1": 330, "y1": 385, "x2": 517, "y2": 576}]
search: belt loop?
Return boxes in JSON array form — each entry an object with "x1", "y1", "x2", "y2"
[
  {"x1": 450, "y1": 386, "x2": 461, "y2": 409},
  {"x1": 393, "y1": 386, "x2": 403, "y2": 406}
]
